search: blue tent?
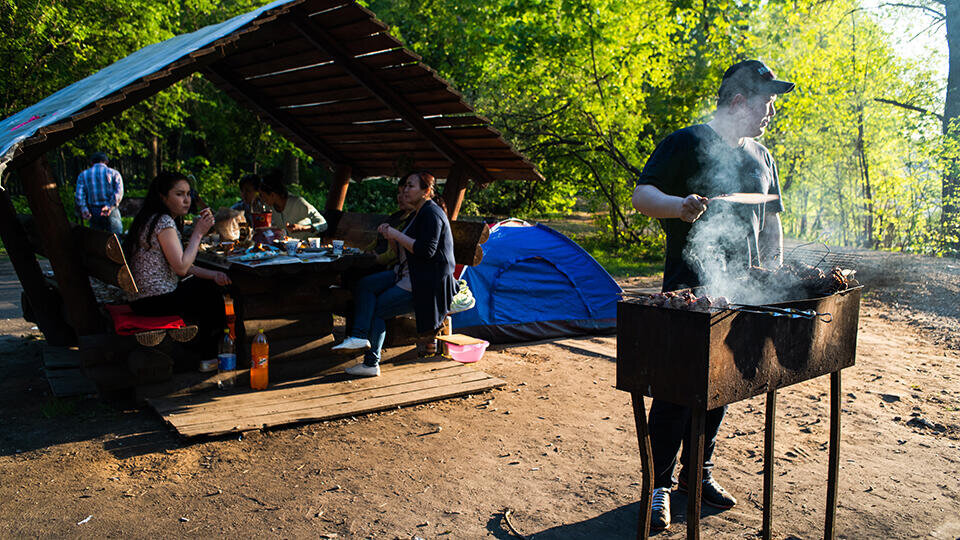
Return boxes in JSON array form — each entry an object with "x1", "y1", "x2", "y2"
[{"x1": 452, "y1": 221, "x2": 622, "y2": 343}]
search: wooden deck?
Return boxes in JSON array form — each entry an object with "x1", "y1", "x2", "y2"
[{"x1": 147, "y1": 358, "x2": 504, "y2": 438}]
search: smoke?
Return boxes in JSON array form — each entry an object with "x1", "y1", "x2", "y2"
[{"x1": 680, "y1": 136, "x2": 793, "y2": 305}]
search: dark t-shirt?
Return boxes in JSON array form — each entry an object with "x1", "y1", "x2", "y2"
[{"x1": 637, "y1": 124, "x2": 784, "y2": 292}]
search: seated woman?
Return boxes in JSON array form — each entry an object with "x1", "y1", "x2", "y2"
[
  {"x1": 363, "y1": 185, "x2": 413, "y2": 268},
  {"x1": 333, "y1": 171, "x2": 457, "y2": 377},
  {"x1": 257, "y1": 171, "x2": 327, "y2": 236},
  {"x1": 123, "y1": 172, "x2": 232, "y2": 363}
]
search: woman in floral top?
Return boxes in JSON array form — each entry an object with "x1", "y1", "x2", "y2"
[{"x1": 123, "y1": 172, "x2": 231, "y2": 360}]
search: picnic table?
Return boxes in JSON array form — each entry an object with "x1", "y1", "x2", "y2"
[{"x1": 196, "y1": 245, "x2": 377, "y2": 367}]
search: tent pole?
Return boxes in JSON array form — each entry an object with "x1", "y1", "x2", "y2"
[{"x1": 18, "y1": 157, "x2": 103, "y2": 336}]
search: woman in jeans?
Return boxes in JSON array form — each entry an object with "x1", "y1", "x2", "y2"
[
  {"x1": 333, "y1": 171, "x2": 457, "y2": 377},
  {"x1": 123, "y1": 171, "x2": 231, "y2": 362}
]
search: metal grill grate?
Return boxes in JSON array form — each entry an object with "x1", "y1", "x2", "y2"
[{"x1": 785, "y1": 241, "x2": 862, "y2": 270}]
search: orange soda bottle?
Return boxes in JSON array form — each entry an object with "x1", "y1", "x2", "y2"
[
  {"x1": 224, "y1": 295, "x2": 236, "y2": 340},
  {"x1": 250, "y1": 329, "x2": 269, "y2": 390}
]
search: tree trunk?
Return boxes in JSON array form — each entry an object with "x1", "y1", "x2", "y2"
[
  {"x1": 857, "y1": 108, "x2": 874, "y2": 248},
  {"x1": 283, "y1": 150, "x2": 299, "y2": 185},
  {"x1": 944, "y1": 0, "x2": 960, "y2": 254},
  {"x1": 148, "y1": 135, "x2": 159, "y2": 181}
]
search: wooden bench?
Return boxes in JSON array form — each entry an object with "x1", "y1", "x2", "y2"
[
  {"x1": 324, "y1": 210, "x2": 489, "y2": 348},
  {"x1": 18, "y1": 217, "x2": 201, "y2": 390},
  {"x1": 73, "y1": 226, "x2": 205, "y2": 388}
]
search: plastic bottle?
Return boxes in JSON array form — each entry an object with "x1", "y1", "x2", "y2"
[
  {"x1": 224, "y1": 295, "x2": 236, "y2": 340},
  {"x1": 250, "y1": 329, "x2": 269, "y2": 390},
  {"x1": 218, "y1": 329, "x2": 236, "y2": 389}
]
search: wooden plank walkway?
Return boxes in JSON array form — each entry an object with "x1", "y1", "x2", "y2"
[
  {"x1": 42, "y1": 345, "x2": 98, "y2": 397},
  {"x1": 147, "y1": 358, "x2": 505, "y2": 438}
]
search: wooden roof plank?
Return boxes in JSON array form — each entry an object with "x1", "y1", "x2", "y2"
[
  {"x1": 229, "y1": 50, "x2": 333, "y2": 79},
  {"x1": 204, "y1": 63, "x2": 361, "y2": 175},
  {"x1": 289, "y1": 8, "x2": 499, "y2": 183},
  {"x1": 309, "y1": 2, "x2": 376, "y2": 28},
  {"x1": 298, "y1": 0, "x2": 352, "y2": 16}
]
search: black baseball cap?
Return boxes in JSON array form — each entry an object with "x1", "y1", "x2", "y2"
[{"x1": 718, "y1": 60, "x2": 794, "y2": 102}]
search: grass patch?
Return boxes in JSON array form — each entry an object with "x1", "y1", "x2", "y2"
[
  {"x1": 572, "y1": 232, "x2": 664, "y2": 279},
  {"x1": 40, "y1": 397, "x2": 79, "y2": 419}
]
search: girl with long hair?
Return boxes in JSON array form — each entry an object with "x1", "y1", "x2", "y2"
[
  {"x1": 124, "y1": 172, "x2": 231, "y2": 361},
  {"x1": 333, "y1": 170, "x2": 456, "y2": 377}
]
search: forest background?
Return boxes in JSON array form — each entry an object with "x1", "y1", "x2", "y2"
[{"x1": 0, "y1": 0, "x2": 951, "y2": 275}]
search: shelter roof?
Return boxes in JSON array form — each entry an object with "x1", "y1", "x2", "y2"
[{"x1": 0, "y1": 0, "x2": 542, "y2": 184}]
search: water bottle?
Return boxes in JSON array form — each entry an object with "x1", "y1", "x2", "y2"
[
  {"x1": 218, "y1": 329, "x2": 236, "y2": 389},
  {"x1": 250, "y1": 329, "x2": 269, "y2": 390}
]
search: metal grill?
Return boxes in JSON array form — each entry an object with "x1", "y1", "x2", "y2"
[{"x1": 785, "y1": 240, "x2": 862, "y2": 270}]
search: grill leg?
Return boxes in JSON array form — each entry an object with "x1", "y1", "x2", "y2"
[
  {"x1": 824, "y1": 370, "x2": 841, "y2": 539},
  {"x1": 632, "y1": 393, "x2": 652, "y2": 540},
  {"x1": 686, "y1": 406, "x2": 706, "y2": 540},
  {"x1": 762, "y1": 390, "x2": 777, "y2": 540}
]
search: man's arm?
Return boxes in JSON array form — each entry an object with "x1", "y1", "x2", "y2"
[
  {"x1": 113, "y1": 170, "x2": 123, "y2": 206},
  {"x1": 758, "y1": 212, "x2": 783, "y2": 268},
  {"x1": 75, "y1": 175, "x2": 91, "y2": 219},
  {"x1": 632, "y1": 184, "x2": 708, "y2": 223}
]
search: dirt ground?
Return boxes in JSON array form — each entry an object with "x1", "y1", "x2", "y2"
[{"x1": 0, "y1": 247, "x2": 959, "y2": 539}]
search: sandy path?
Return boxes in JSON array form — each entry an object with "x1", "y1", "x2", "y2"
[{"x1": 0, "y1": 255, "x2": 958, "y2": 538}]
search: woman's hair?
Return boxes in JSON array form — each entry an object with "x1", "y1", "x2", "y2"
[
  {"x1": 123, "y1": 171, "x2": 190, "y2": 259},
  {"x1": 258, "y1": 169, "x2": 288, "y2": 199},
  {"x1": 400, "y1": 170, "x2": 446, "y2": 212}
]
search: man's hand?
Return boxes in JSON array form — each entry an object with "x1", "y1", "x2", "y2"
[
  {"x1": 287, "y1": 223, "x2": 311, "y2": 232},
  {"x1": 679, "y1": 194, "x2": 709, "y2": 223},
  {"x1": 80, "y1": 209, "x2": 92, "y2": 220},
  {"x1": 100, "y1": 205, "x2": 112, "y2": 217}
]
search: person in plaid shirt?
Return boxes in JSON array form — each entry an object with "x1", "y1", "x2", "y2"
[{"x1": 75, "y1": 151, "x2": 124, "y2": 234}]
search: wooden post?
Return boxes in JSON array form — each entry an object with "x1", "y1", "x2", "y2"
[
  {"x1": 442, "y1": 163, "x2": 470, "y2": 221},
  {"x1": 18, "y1": 158, "x2": 103, "y2": 335},
  {"x1": 762, "y1": 390, "x2": 777, "y2": 540},
  {"x1": 326, "y1": 164, "x2": 351, "y2": 213},
  {"x1": 632, "y1": 393, "x2": 653, "y2": 540},
  {"x1": 0, "y1": 186, "x2": 76, "y2": 344},
  {"x1": 686, "y1": 407, "x2": 706, "y2": 540},
  {"x1": 824, "y1": 371, "x2": 842, "y2": 539}
]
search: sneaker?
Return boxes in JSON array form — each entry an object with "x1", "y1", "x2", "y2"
[
  {"x1": 651, "y1": 487, "x2": 671, "y2": 530},
  {"x1": 677, "y1": 475, "x2": 737, "y2": 509},
  {"x1": 344, "y1": 362, "x2": 380, "y2": 377},
  {"x1": 332, "y1": 336, "x2": 371, "y2": 352}
]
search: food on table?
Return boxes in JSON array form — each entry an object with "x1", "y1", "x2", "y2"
[{"x1": 235, "y1": 250, "x2": 278, "y2": 262}]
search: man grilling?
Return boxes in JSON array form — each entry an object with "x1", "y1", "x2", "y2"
[{"x1": 631, "y1": 59, "x2": 794, "y2": 530}]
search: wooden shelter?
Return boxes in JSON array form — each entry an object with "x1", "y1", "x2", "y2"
[{"x1": 0, "y1": 0, "x2": 542, "y2": 353}]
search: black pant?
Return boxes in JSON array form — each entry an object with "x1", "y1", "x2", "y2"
[
  {"x1": 648, "y1": 398, "x2": 727, "y2": 489},
  {"x1": 130, "y1": 277, "x2": 226, "y2": 358}
]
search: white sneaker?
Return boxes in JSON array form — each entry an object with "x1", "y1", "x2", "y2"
[
  {"x1": 332, "y1": 336, "x2": 371, "y2": 351},
  {"x1": 345, "y1": 362, "x2": 380, "y2": 377}
]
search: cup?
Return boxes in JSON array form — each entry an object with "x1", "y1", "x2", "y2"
[
  {"x1": 220, "y1": 241, "x2": 235, "y2": 254},
  {"x1": 332, "y1": 239, "x2": 344, "y2": 256},
  {"x1": 285, "y1": 239, "x2": 299, "y2": 256},
  {"x1": 308, "y1": 237, "x2": 322, "y2": 249}
]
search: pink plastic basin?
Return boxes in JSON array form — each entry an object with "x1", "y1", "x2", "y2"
[{"x1": 447, "y1": 340, "x2": 489, "y2": 363}]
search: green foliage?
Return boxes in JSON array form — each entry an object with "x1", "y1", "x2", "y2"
[
  {"x1": 755, "y1": 0, "x2": 944, "y2": 254},
  {"x1": 2, "y1": 0, "x2": 952, "y2": 271}
]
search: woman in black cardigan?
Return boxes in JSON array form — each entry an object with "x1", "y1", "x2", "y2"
[{"x1": 333, "y1": 171, "x2": 457, "y2": 377}]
